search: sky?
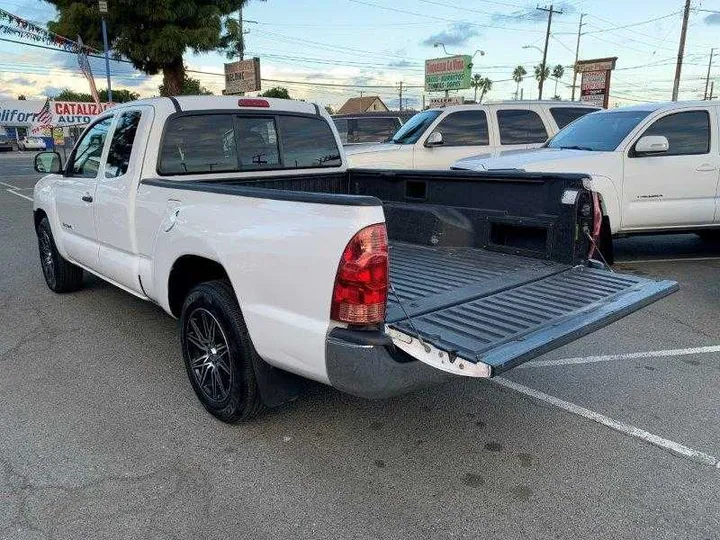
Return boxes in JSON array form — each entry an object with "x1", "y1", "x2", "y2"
[{"x1": 0, "y1": 0, "x2": 719, "y2": 109}]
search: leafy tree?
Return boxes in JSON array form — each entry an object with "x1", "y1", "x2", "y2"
[
  {"x1": 46, "y1": 0, "x2": 251, "y2": 96},
  {"x1": 551, "y1": 64, "x2": 565, "y2": 98},
  {"x1": 471, "y1": 74, "x2": 492, "y2": 103},
  {"x1": 324, "y1": 105, "x2": 335, "y2": 115},
  {"x1": 51, "y1": 88, "x2": 139, "y2": 102},
  {"x1": 158, "y1": 75, "x2": 213, "y2": 96},
  {"x1": 511, "y1": 65, "x2": 527, "y2": 100},
  {"x1": 260, "y1": 87, "x2": 291, "y2": 99},
  {"x1": 17, "y1": 94, "x2": 26, "y2": 100}
]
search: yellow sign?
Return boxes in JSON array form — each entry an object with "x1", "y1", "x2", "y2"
[{"x1": 52, "y1": 128, "x2": 64, "y2": 146}]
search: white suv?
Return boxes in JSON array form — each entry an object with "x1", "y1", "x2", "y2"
[{"x1": 345, "y1": 101, "x2": 599, "y2": 169}]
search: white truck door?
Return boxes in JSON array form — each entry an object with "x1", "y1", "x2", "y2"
[
  {"x1": 413, "y1": 110, "x2": 493, "y2": 169},
  {"x1": 94, "y1": 107, "x2": 153, "y2": 291},
  {"x1": 54, "y1": 115, "x2": 114, "y2": 267},
  {"x1": 622, "y1": 108, "x2": 718, "y2": 229},
  {"x1": 495, "y1": 106, "x2": 550, "y2": 156}
]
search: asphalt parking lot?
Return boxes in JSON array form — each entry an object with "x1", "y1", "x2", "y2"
[{"x1": 1, "y1": 150, "x2": 719, "y2": 540}]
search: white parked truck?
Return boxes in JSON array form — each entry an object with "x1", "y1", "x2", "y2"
[
  {"x1": 32, "y1": 96, "x2": 676, "y2": 422},
  {"x1": 454, "y1": 101, "x2": 720, "y2": 262},
  {"x1": 345, "y1": 101, "x2": 599, "y2": 170}
]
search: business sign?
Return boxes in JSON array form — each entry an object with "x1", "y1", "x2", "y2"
[
  {"x1": 224, "y1": 57, "x2": 261, "y2": 94},
  {"x1": 429, "y1": 96, "x2": 464, "y2": 108},
  {"x1": 0, "y1": 100, "x2": 114, "y2": 127},
  {"x1": 424, "y1": 55, "x2": 472, "y2": 92},
  {"x1": 576, "y1": 57, "x2": 617, "y2": 109}
]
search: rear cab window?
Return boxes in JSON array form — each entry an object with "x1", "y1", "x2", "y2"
[
  {"x1": 158, "y1": 112, "x2": 341, "y2": 175},
  {"x1": 497, "y1": 109, "x2": 549, "y2": 145},
  {"x1": 550, "y1": 107, "x2": 599, "y2": 129}
]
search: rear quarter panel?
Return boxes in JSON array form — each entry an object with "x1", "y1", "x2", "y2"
[{"x1": 135, "y1": 184, "x2": 385, "y2": 383}]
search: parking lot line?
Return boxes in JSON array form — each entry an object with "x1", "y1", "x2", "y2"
[
  {"x1": 5, "y1": 188, "x2": 33, "y2": 202},
  {"x1": 617, "y1": 256, "x2": 720, "y2": 264},
  {"x1": 519, "y1": 345, "x2": 720, "y2": 369},
  {"x1": 0, "y1": 180, "x2": 20, "y2": 190},
  {"x1": 494, "y1": 377, "x2": 720, "y2": 468}
]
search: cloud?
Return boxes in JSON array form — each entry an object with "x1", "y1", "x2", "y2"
[
  {"x1": 492, "y1": 3, "x2": 575, "y2": 23},
  {"x1": 43, "y1": 86, "x2": 65, "y2": 98},
  {"x1": 387, "y1": 59, "x2": 413, "y2": 68},
  {"x1": 704, "y1": 13, "x2": 720, "y2": 26},
  {"x1": 421, "y1": 22, "x2": 480, "y2": 47}
]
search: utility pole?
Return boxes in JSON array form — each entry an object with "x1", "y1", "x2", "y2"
[
  {"x1": 98, "y1": 0, "x2": 112, "y2": 102},
  {"x1": 672, "y1": 0, "x2": 691, "y2": 102},
  {"x1": 704, "y1": 48, "x2": 715, "y2": 100},
  {"x1": 710, "y1": 81, "x2": 715, "y2": 100},
  {"x1": 238, "y1": 6, "x2": 244, "y2": 60},
  {"x1": 537, "y1": 5, "x2": 563, "y2": 100},
  {"x1": 571, "y1": 13, "x2": 585, "y2": 101},
  {"x1": 397, "y1": 82, "x2": 404, "y2": 111}
]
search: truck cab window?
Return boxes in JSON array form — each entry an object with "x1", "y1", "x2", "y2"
[
  {"x1": 278, "y1": 115, "x2": 341, "y2": 168},
  {"x1": 636, "y1": 111, "x2": 710, "y2": 156},
  {"x1": 434, "y1": 111, "x2": 489, "y2": 146},
  {"x1": 106, "y1": 111, "x2": 142, "y2": 178},
  {"x1": 160, "y1": 115, "x2": 239, "y2": 174},
  {"x1": 236, "y1": 117, "x2": 280, "y2": 168},
  {"x1": 497, "y1": 109, "x2": 548, "y2": 145},
  {"x1": 71, "y1": 117, "x2": 113, "y2": 178}
]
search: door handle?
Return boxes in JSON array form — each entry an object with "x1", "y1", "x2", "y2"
[
  {"x1": 695, "y1": 163, "x2": 717, "y2": 172},
  {"x1": 81, "y1": 194, "x2": 93, "y2": 203}
]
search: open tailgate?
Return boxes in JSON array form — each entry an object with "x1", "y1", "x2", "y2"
[{"x1": 386, "y1": 265, "x2": 677, "y2": 377}]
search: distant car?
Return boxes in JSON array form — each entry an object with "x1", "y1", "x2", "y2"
[
  {"x1": 345, "y1": 101, "x2": 600, "y2": 169},
  {"x1": 332, "y1": 112, "x2": 413, "y2": 146},
  {"x1": 18, "y1": 137, "x2": 46, "y2": 151},
  {"x1": 0, "y1": 133, "x2": 13, "y2": 152}
]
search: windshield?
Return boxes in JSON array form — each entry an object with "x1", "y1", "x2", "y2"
[
  {"x1": 547, "y1": 110, "x2": 652, "y2": 152},
  {"x1": 391, "y1": 110, "x2": 441, "y2": 144}
]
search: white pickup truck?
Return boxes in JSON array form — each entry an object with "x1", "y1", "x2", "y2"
[
  {"x1": 454, "y1": 101, "x2": 720, "y2": 261},
  {"x1": 345, "y1": 102, "x2": 598, "y2": 170},
  {"x1": 32, "y1": 96, "x2": 676, "y2": 423}
]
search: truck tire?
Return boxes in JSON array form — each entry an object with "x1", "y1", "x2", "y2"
[
  {"x1": 37, "y1": 217, "x2": 84, "y2": 293},
  {"x1": 180, "y1": 280, "x2": 266, "y2": 423}
]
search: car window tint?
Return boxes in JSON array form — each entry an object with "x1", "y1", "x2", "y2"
[
  {"x1": 353, "y1": 117, "x2": 400, "y2": 143},
  {"x1": 434, "y1": 111, "x2": 489, "y2": 146},
  {"x1": 105, "y1": 110, "x2": 142, "y2": 178},
  {"x1": 159, "y1": 115, "x2": 238, "y2": 174},
  {"x1": 550, "y1": 107, "x2": 598, "y2": 129},
  {"x1": 278, "y1": 115, "x2": 341, "y2": 168},
  {"x1": 71, "y1": 116, "x2": 113, "y2": 178},
  {"x1": 497, "y1": 109, "x2": 548, "y2": 144},
  {"x1": 236, "y1": 116, "x2": 280, "y2": 169},
  {"x1": 333, "y1": 118, "x2": 349, "y2": 144},
  {"x1": 638, "y1": 111, "x2": 710, "y2": 156}
]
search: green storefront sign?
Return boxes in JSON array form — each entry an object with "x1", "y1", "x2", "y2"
[{"x1": 424, "y1": 55, "x2": 472, "y2": 92}]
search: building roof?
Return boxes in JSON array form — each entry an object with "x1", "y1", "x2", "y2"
[{"x1": 337, "y1": 96, "x2": 387, "y2": 114}]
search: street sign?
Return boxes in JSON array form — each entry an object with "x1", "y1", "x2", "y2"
[
  {"x1": 224, "y1": 57, "x2": 261, "y2": 94},
  {"x1": 429, "y1": 96, "x2": 464, "y2": 108},
  {"x1": 576, "y1": 57, "x2": 617, "y2": 109},
  {"x1": 424, "y1": 55, "x2": 472, "y2": 92},
  {"x1": 98, "y1": 0, "x2": 108, "y2": 14}
]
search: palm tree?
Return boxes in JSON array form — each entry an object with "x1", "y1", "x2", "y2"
[
  {"x1": 551, "y1": 64, "x2": 565, "y2": 99},
  {"x1": 471, "y1": 74, "x2": 482, "y2": 102},
  {"x1": 512, "y1": 65, "x2": 527, "y2": 100},
  {"x1": 534, "y1": 64, "x2": 550, "y2": 99},
  {"x1": 476, "y1": 77, "x2": 492, "y2": 103}
]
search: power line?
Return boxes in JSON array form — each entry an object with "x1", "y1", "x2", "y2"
[{"x1": 584, "y1": 10, "x2": 681, "y2": 34}]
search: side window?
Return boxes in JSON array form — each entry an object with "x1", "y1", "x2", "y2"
[
  {"x1": 70, "y1": 117, "x2": 113, "y2": 178},
  {"x1": 497, "y1": 109, "x2": 548, "y2": 145},
  {"x1": 432, "y1": 111, "x2": 489, "y2": 146},
  {"x1": 235, "y1": 116, "x2": 280, "y2": 168},
  {"x1": 159, "y1": 114, "x2": 238, "y2": 174},
  {"x1": 333, "y1": 118, "x2": 349, "y2": 144},
  {"x1": 278, "y1": 115, "x2": 341, "y2": 168},
  {"x1": 550, "y1": 107, "x2": 598, "y2": 129},
  {"x1": 354, "y1": 118, "x2": 400, "y2": 143},
  {"x1": 634, "y1": 111, "x2": 710, "y2": 156},
  {"x1": 105, "y1": 110, "x2": 142, "y2": 178}
]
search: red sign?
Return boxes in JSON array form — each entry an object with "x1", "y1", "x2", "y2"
[{"x1": 577, "y1": 57, "x2": 617, "y2": 109}]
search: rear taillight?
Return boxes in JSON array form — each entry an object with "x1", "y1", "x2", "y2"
[{"x1": 331, "y1": 224, "x2": 389, "y2": 325}]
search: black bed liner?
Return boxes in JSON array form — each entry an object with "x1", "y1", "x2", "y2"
[{"x1": 387, "y1": 241, "x2": 678, "y2": 376}]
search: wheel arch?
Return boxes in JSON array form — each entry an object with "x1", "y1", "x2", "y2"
[
  {"x1": 33, "y1": 208, "x2": 48, "y2": 233},
  {"x1": 167, "y1": 255, "x2": 231, "y2": 317}
]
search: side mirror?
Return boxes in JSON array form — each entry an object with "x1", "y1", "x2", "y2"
[
  {"x1": 425, "y1": 131, "x2": 444, "y2": 147},
  {"x1": 34, "y1": 151, "x2": 63, "y2": 174},
  {"x1": 634, "y1": 135, "x2": 669, "y2": 156}
]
